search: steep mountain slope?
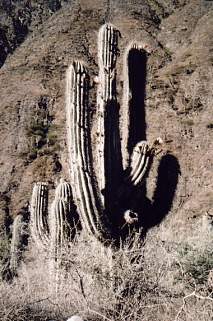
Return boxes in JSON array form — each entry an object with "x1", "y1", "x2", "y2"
[
  {"x1": 0, "y1": 0, "x2": 212, "y2": 238},
  {"x1": 0, "y1": 0, "x2": 72, "y2": 67}
]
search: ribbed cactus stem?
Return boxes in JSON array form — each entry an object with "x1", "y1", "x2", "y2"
[
  {"x1": 98, "y1": 23, "x2": 119, "y2": 101},
  {"x1": 97, "y1": 23, "x2": 120, "y2": 200},
  {"x1": 66, "y1": 61, "x2": 111, "y2": 241},
  {"x1": 128, "y1": 141, "x2": 150, "y2": 186},
  {"x1": 55, "y1": 179, "x2": 73, "y2": 211},
  {"x1": 50, "y1": 180, "x2": 75, "y2": 297},
  {"x1": 49, "y1": 198, "x2": 69, "y2": 298},
  {"x1": 30, "y1": 182, "x2": 49, "y2": 248},
  {"x1": 50, "y1": 198, "x2": 69, "y2": 259},
  {"x1": 10, "y1": 214, "x2": 24, "y2": 274}
]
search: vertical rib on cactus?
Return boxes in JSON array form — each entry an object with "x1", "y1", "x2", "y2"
[
  {"x1": 98, "y1": 23, "x2": 119, "y2": 102},
  {"x1": 127, "y1": 141, "x2": 150, "y2": 186},
  {"x1": 49, "y1": 198, "x2": 69, "y2": 297},
  {"x1": 55, "y1": 179, "x2": 73, "y2": 209},
  {"x1": 66, "y1": 61, "x2": 111, "y2": 241},
  {"x1": 30, "y1": 182, "x2": 49, "y2": 248},
  {"x1": 50, "y1": 180, "x2": 77, "y2": 297},
  {"x1": 54, "y1": 179, "x2": 79, "y2": 238},
  {"x1": 127, "y1": 138, "x2": 163, "y2": 187},
  {"x1": 97, "y1": 24, "x2": 121, "y2": 204},
  {"x1": 10, "y1": 214, "x2": 24, "y2": 274},
  {"x1": 50, "y1": 198, "x2": 70, "y2": 260}
]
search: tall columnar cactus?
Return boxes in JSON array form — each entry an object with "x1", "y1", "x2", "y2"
[
  {"x1": 66, "y1": 24, "x2": 160, "y2": 243},
  {"x1": 66, "y1": 61, "x2": 112, "y2": 241},
  {"x1": 30, "y1": 182, "x2": 49, "y2": 248},
  {"x1": 9, "y1": 214, "x2": 25, "y2": 274}
]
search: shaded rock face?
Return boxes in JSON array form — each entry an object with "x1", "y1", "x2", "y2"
[
  {"x1": 0, "y1": 0, "x2": 71, "y2": 67},
  {"x1": 0, "y1": 0, "x2": 212, "y2": 235}
]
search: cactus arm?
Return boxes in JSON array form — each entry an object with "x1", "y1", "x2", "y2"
[
  {"x1": 30, "y1": 182, "x2": 49, "y2": 248},
  {"x1": 50, "y1": 198, "x2": 69, "y2": 259},
  {"x1": 98, "y1": 23, "x2": 119, "y2": 101},
  {"x1": 117, "y1": 142, "x2": 151, "y2": 205},
  {"x1": 126, "y1": 138, "x2": 164, "y2": 188},
  {"x1": 133, "y1": 155, "x2": 150, "y2": 186},
  {"x1": 54, "y1": 179, "x2": 79, "y2": 236},
  {"x1": 66, "y1": 61, "x2": 111, "y2": 241},
  {"x1": 49, "y1": 197, "x2": 69, "y2": 297},
  {"x1": 128, "y1": 141, "x2": 150, "y2": 186},
  {"x1": 55, "y1": 179, "x2": 73, "y2": 211}
]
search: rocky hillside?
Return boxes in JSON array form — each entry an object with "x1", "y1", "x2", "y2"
[{"x1": 0, "y1": 0, "x2": 212, "y2": 237}]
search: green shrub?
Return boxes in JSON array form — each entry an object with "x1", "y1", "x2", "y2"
[
  {"x1": 26, "y1": 121, "x2": 49, "y2": 138},
  {"x1": 24, "y1": 119, "x2": 59, "y2": 160},
  {"x1": 183, "y1": 249, "x2": 213, "y2": 285}
]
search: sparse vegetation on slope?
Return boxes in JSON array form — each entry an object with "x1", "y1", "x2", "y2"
[
  {"x1": 0, "y1": 218, "x2": 212, "y2": 321},
  {"x1": 0, "y1": 1, "x2": 213, "y2": 320}
]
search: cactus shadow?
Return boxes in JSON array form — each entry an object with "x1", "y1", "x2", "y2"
[
  {"x1": 127, "y1": 48, "x2": 147, "y2": 156},
  {"x1": 137, "y1": 154, "x2": 181, "y2": 233},
  {"x1": 110, "y1": 47, "x2": 148, "y2": 241},
  {"x1": 104, "y1": 101, "x2": 123, "y2": 219},
  {"x1": 119, "y1": 48, "x2": 180, "y2": 240},
  {"x1": 117, "y1": 154, "x2": 180, "y2": 241}
]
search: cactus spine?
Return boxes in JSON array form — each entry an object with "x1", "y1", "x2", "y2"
[
  {"x1": 30, "y1": 182, "x2": 49, "y2": 248},
  {"x1": 66, "y1": 61, "x2": 112, "y2": 241}
]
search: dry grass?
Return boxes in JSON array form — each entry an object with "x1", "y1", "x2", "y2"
[{"x1": 0, "y1": 217, "x2": 212, "y2": 321}]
